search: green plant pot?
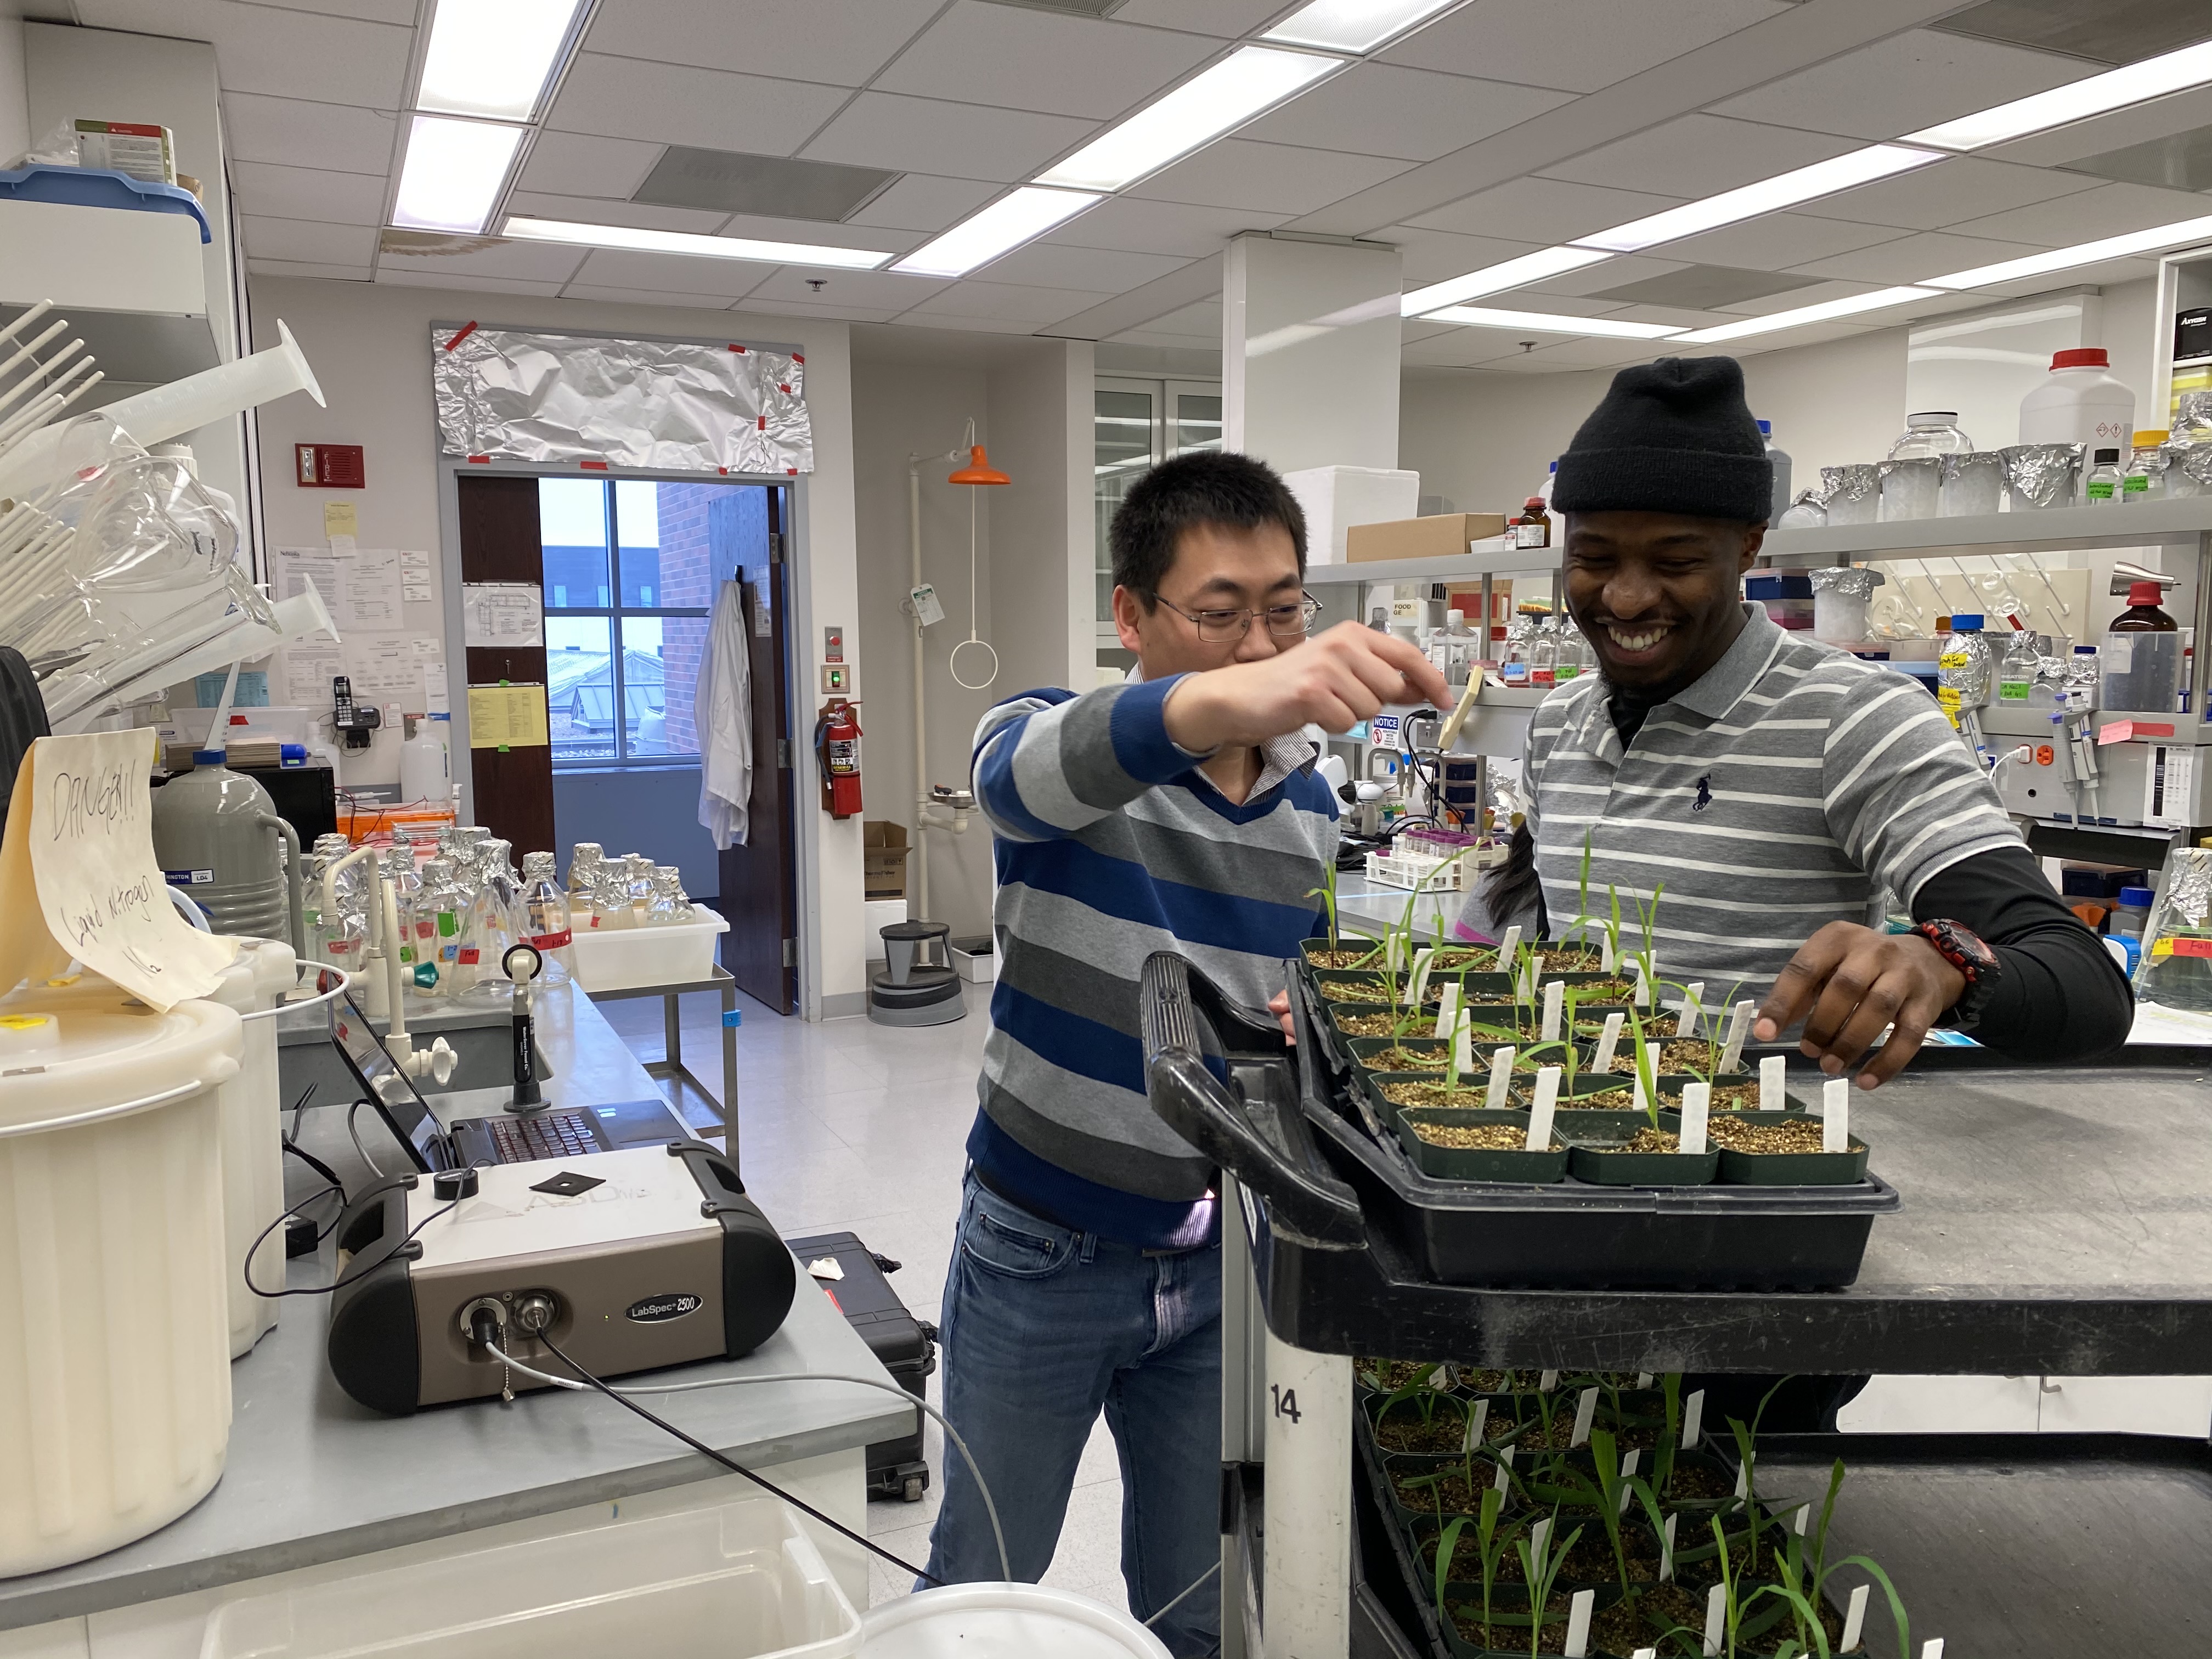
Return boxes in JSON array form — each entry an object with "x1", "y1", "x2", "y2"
[
  {"x1": 1349, "y1": 1034, "x2": 1457, "y2": 1073},
  {"x1": 1363, "y1": 1068, "x2": 1491, "y2": 1120},
  {"x1": 1710, "y1": 1111, "x2": 1870, "y2": 1186},
  {"x1": 1397, "y1": 1108, "x2": 1569, "y2": 1183},
  {"x1": 1564, "y1": 1110, "x2": 1720, "y2": 1187},
  {"x1": 1314, "y1": 967, "x2": 1433, "y2": 1008},
  {"x1": 1300, "y1": 936, "x2": 1388, "y2": 972}
]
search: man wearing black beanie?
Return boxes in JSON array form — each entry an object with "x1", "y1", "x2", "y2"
[{"x1": 1462, "y1": 354, "x2": 2130, "y2": 1088}]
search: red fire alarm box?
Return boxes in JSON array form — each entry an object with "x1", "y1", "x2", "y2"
[{"x1": 296, "y1": 444, "x2": 365, "y2": 488}]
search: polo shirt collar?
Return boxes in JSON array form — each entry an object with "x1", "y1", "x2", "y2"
[{"x1": 1579, "y1": 602, "x2": 1786, "y2": 752}]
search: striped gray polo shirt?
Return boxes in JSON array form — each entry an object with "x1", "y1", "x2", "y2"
[{"x1": 1476, "y1": 603, "x2": 2022, "y2": 997}]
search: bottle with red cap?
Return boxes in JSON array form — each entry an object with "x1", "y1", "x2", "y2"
[
  {"x1": 2101, "y1": 579, "x2": 2181, "y2": 714},
  {"x1": 2018, "y1": 346, "x2": 2136, "y2": 459}
]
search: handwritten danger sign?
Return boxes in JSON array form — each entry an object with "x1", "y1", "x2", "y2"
[{"x1": 0, "y1": 731, "x2": 235, "y2": 1008}]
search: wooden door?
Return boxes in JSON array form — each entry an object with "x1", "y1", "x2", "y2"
[
  {"x1": 454, "y1": 475, "x2": 555, "y2": 853},
  {"x1": 716, "y1": 517, "x2": 797, "y2": 1013}
]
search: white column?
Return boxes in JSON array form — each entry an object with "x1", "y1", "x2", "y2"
[
  {"x1": 1262, "y1": 1328, "x2": 1353, "y2": 1659},
  {"x1": 1223, "y1": 232, "x2": 1403, "y2": 472}
]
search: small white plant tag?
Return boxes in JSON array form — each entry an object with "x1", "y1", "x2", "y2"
[
  {"x1": 1823, "y1": 1076, "x2": 1850, "y2": 1152},
  {"x1": 1452, "y1": 1010, "x2": 1474, "y2": 1085},
  {"x1": 1486, "y1": 1045, "x2": 1515, "y2": 1109},
  {"x1": 1634, "y1": 1372, "x2": 1653, "y2": 1389},
  {"x1": 1792, "y1": 1503, "x2": 1810, "y2": 1536},
  {"x1": 1622, "y1": 1448, "x2": 1640, "y2": 1477},
  {"x1": 1530, "y1": 1515, "x2": 1551, "y2": 1561},
  {"x1": 1719, "y1": 1000, "x2": 1754, "y2": 1073},
  {"x1": 1600, "y1": 931, "x2": 1616, "y2": 970},
  {"x1": 1433, "y1": 979, "x2": 1462, "y2": 1040},
  {"x1": 1734, "y1": 1460, "x2": 1750, "y2": 1499},
  {"x1": 1660, "y1": 1513, "x2": 1678, "y2": 1581},
  {"x1": 1676, "y1": 981, "x2": 1704, "y2": 1038},
  {"x1": 1759, "y1": 1053, "x2": 1786, "y2": 1111},
  {"x1": 1564, "y1": 1589, "x2": 1594, "y2": 1659},
  {"x1": 1683, "y1": 1388, "x2": 1705, "y2": 1449},
  {"x1": 1528, "y1": 1066, "x2": 1561, "y2": 1152},
  {"x1": 1539, "y1": 1369, "x2": 1559, "y2": 1391},
  {"x1": 1633, "y1": 1650, "x2": 1658, "y2": 1659},
  {"x1": 1462, "y1": 1397, "x2": 1490, "y2": 1453},
  {"x1": 1679, "y1": 1081, "x2": 1710, "y2": 1156},
  {"x1": 1493, "y1": 1444, "x2": 1513, "y2": 1491},
  {"x1": 1841, "y1": 1584, "x2": 1870, "y2": 1652},
  {"x1": 1593, "y1": 1012, "x2": 1624, "y2": 1074},
  {"x1": 1703, "y1": 1585, "x2": 1726, "y2": 1656},
  {"x1": 1541, "y1": 978, "x2": 1566, "y2": 1041},
  {"x1": 1632, "y1": 1068, "x2": 1650, "y2": 1114},
  {"x1": 1525, "y1": 952, "x2": 1546, "y2": 1000},
  {"x1": 1922, "y1": 1643, "x2": 1944, "y2": 1659},
  {"x1": 1499, "y1": 924, "x2": 1522, "y2": 970},
  {"x1": 1408, "y1": 946, "x2": 1437, "y2": 1007},
  {"x1": 1570, "y1": 1385, "x2": 1599, "y2": 1447}
]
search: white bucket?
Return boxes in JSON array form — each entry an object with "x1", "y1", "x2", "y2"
[
  {"x1": 860, "y1": 1584, "x2": 1174, "y2": 1658},
  {"x1": 216, "y1": 939, "x2": 298, "y2": 1357},
  {"x1": 0, "y1": 993, "x2": 241, "y2": 1577}
]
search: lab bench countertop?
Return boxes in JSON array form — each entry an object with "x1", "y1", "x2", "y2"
[{"x1": 0, "y1": 989, "x2": 913, "y2": 1633}]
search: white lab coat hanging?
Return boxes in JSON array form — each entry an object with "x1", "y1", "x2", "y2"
[{"x1": 697, "y1": 580, "x2": 753, "y2": 849}]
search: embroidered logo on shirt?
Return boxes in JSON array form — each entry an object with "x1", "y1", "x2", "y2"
[{"x1": 1692, "y1": 775, "x2": 1713, "y2": 811}]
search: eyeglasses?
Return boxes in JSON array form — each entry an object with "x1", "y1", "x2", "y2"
[{"x1": 1146, "y1": 591, "x2": 1322, "y2": 642}]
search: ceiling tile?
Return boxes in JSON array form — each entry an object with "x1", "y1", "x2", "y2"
[
  {"x1": 1589, "y1": 264, "x2": 1814, "y2": 308},
  {"x1": 802, "y1": 92, "x2": 1096, "y2": 183},
  {"x1": 246, "y1": 0, "x2": 414, "y2": 19},
  {"x1": 1641, "y1": 211, "x2": 1906, "y2": 271},
  {"x1": 1380, "y1": 0, "x2": 1792, "y2": 94},
  {"x1": 559, "y1": 284, "x2": 747, "y2": 311},
  {"x1": 545, "y1": 54, "x2": 849, "y2": 153},
  {"x1": 503, "y1": 192, "x2": 730, "y2": 235},
  {"x1": 73, "y1": 0, "x2": 410, "y2": 108},
  {"x1": 1513, "y1": 253, "x2": 1690, "y2": 299},
  {"x1": 1810, "y1": 156, "x2": 2102, "y2": 233},
  {"x1": 222, "y1": 93, "x2": 397, "y2": 176},
  {"x1": 975, "y1": 242, "x2": 1191, "y2": 291},
  {"x1": 243, "y1": 214, "x2": 378, "y2": 266},
  {"x1": 1712, "y1": 276, "x2": 1881, "y2": 317},
  {"x1": 230, "y1": 160, "x2": 386, "y2": 227},
  {"x1": 247, "y1": 258, "x2": 372, "y2": 281},
  {"x1": 1040, "y1": 195, "x2": 1291, "y2": 257},
  {"x1": 844, "y1": 173, "x2": 1002, "y2": 234},
  {"x1": 742, "y1": 268, "x2": 953, "y2": 311},
  {"x1": 374, "y1": 235, "x2": 592, "y2": 283},
  {"x1": 889, "y1": 312, "x2": 1051, "y2": 335},
  {"x1": 1503, "y1": 336, "x2": 1671, "y2": 370},
  {"x1": 1400, "y1": 330, "x2": 1533, "y2": 367},
  {"x1": 1141, "y1": 300, "x2": 1222, "y2": 337},
  {"x1": 1946, "y1": 179, "x2": 2212, "y2": 247},
  {"x1": 903, "y1": 280, "x2": 1118, "y2": 324},
  {"x1": 874, "y1": 3, "x2": 1217, "y2": 121},
  {"x1": 1129, "y1": 139, "x2": 1407, "y2": 216},
  {"x1": 517, "y1": 131, "x2": 665, "y2": 201},
  {"x1": 1109, "y1": 0, "x2": 1290, "y2": 36},
  {"x1": 570, "y1": 247, "x2": 777, "y2": 299},
  {"x1": 1238, "y1": 63, "x2": 1575, "y2": 163},
  {"x1": 1931, "y1": 0, "x2": 2212, "y2": 67},
  {"x1": 1538, "y1": 114, "x2": 1861, "y2": 198},
  {"x1": 374, "y1": 270, "x2": 569, "y2": 297},
  {"x1": 1781, "y1": 228, "x2": 2051, "y2": 285},
  {"x1": 1990, "y1": 85, "x2": 2212, "y2": 171},
  {"x1": 730, "y1": 296, "x2": 907, "y2": 324},
  {"x1": 1707, "y1": 29, "x2": 2091, "y2": 142},
  {"x1": 1408, "y1": 176, "x2": 1684, "y2": 242},
  {"x1": 1384, "y1": 225, "x2": 1552, "y2": 283},
  {"x1": 582, "y1": 0, "x2": 941, "y2": 85}
]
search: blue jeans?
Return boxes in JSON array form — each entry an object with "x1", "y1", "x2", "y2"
[{"x1": 922, "y1": 1173, "x2": 1222, "y2": 1657}]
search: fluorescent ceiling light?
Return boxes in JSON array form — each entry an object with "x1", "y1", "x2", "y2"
[
  {"x1": 1263, "y1": 0, "x2": 1461, "y2": 54},
  {"x1": 1425, "y1": 306, "x2": 1685, "y2": 339},
  {"x1": 393, "y1": 116, "x2": 524, "y2": 234},
  {"x1": 1904, "y1": 38, "x2": 2212, "y2": 152},
  {"x1": 417, "y1": 0, "x2": 584, "y2": 121},
  {"x1": 1037, "y1": 46, "x2": 1341, "y2": 193},
  {"x1": 1573, "y1": 145, "x2": 1940, "y2": 254},
  {"x1": 893, "y1": 187, "x2": 1100, "y2": 278},
  {"x1": 504, "y1": 216, "x2": 894, "y2": 269},
  {"x1": 1675, "y1": 286, "x2": 1939, "y2": 344},
  {"x1": 1400, "y1": 246, "x2": 1612, "y2": 315},
  {"x1": 1921, "y1": 213, "x2": 2212, "y2": 290}
]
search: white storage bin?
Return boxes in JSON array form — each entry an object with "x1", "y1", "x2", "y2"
[
  {"x1": 1280, "y1": 465, "x2": 1421, "y2": 564},
  {"x1": 861, "y1": 1583, "x2": 1171, "y2": 1657},
  {"x1": 200, "y1": 1495, "x2": 861, "y2": 1659},
  {"x1": 569, "y1": 904, "x2": 729, "y2": 992}
]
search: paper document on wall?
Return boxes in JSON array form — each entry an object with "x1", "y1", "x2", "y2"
[
  {"x1": 276, "y1": 631, "x2": 347, "y2": 708},
  {"x1": 467, "y1": 683, "x2": 549, "y2": 748},
  {"x1": 272, "y1": 546, "x2": 405, "y2": 632},
  {"x1": 463, "y1": 583, "x2": 544, "y2": 647},
  {"x1": 0, "y1": 732, "x2": 238, "y2": 1009}
]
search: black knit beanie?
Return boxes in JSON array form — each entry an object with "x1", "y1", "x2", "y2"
[{"x1": 1551, "y1": 356, "x2": 1771, "y2": 523}]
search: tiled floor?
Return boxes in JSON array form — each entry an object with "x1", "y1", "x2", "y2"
[{"x1": 595, "y1": 981, "x2": 1138, "y2": 1615}]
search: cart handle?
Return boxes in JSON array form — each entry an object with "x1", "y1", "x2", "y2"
[{"x1": 1141, "y1": 952, "x2": 1365, "y2": 1247}]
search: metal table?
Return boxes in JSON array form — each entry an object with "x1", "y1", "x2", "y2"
[{"x1": 581, "y1": 966, "x2": 741, "y2": 1155}]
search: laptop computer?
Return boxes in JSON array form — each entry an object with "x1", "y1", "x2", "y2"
[{"x1": 329, "y1": 992, "x2": 687, "y2": 1172}]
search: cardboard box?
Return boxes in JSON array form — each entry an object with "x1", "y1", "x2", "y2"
[
  {"x1": 1280, "y1": 465, "x2": 1421, "y2": 564},
  {"x1": 1346, "y1": 512, "x2": 1508, "y2": 564},
  {"x1": 864, "y1": 820, "x2": 911, "y2": 900}
]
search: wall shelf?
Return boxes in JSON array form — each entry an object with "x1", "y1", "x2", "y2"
[
  {"x1": 0, "y1": 197, "x2": 218, "y2": 385},
  {"x1": 1760, "y1": 498, "x2": 2212, "y2": 565},
  {"x1": 1304, "y1": 545, "x2": 1562, "y2": 585}
]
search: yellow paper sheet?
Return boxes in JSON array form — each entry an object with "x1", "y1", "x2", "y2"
[
  {"x1": 5, "y1": 731, "x2": 236, "y2": 1008},
  {"x1": 0, "y1": 747, "x2": 74, "y2": 995},
  {"x1": 323, "y1": 500, "x2": 358, "y2": 543},
  {"x1": 467, "y1": 683, "x2": 549, "y2": 749}
]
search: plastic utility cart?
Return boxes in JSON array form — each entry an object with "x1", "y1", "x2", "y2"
[{"x1": 1140, "y1": 952, "x2": 2212, "y2": 1659}]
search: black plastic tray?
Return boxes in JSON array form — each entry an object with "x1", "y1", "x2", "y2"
[{"x1": 1141, "y1": 954, "x2": 1898, "y2": 1293}]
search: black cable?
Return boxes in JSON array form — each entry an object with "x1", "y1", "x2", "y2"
[
  {"x1": 242, "y1": 1195, "x2": 456, "y2": 1300},
  {"x1": 535, "y1": 1332, "x2": 944, "y2": 1588}
]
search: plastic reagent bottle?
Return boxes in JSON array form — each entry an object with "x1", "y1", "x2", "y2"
[
  {"x1": 1997, "y1": 630, "x2": 2041, "y2": 703},
  {"x1": 2064, "y1": 644, "x2": 2100, "y2": 712},
  {"x1": 521, "y1": 850, "x2": 573, "y2": 984},
  {"x1": 2124, "y1": 430, "x2": 2169, "y2": 501},
  {"x1": 2018, "y1": 347, "x2": 2136, "y2": 454},
  {"x1": 1757, "y1": 419, "x2": 1792, "y2": 523},
  {"x1": 2085, "y1": 448, "x2": 2124, "y2": 503}
]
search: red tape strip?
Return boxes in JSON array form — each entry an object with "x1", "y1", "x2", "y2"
[{"x1": 443, "y1": 321, "x2": 479, "y2": 351}]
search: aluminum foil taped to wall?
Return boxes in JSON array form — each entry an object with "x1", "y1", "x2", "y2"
[{"x1": 431, "y1": 326, "x2": 812, "y2": 474}]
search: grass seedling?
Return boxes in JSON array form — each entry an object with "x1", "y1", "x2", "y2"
[
  {"x1": 1655, "y1": 1373, "x2": 1681, "y2": 1495},
  {"x1": 1448, "y1": 1487, "x2": 1525, "y2": 1651},
  {"x1": 1628, "y1": 1006, "x2": 1663, "y2": 1132},
  {"x1": 1516, "y1": 1512, "x2": 1585, "y2": 1659},
  {"x1": 1587, "y1": 1428, "x2": 1637, "y2": 1601}
]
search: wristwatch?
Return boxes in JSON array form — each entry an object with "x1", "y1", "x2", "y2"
[{"x1": 1914, "y1": 918, "x2": 2002, "y2": 1029}]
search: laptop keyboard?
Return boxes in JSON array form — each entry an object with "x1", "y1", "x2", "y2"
[{"x1": 486, "y1": 1109, "x2": 598, "y2": 1164}]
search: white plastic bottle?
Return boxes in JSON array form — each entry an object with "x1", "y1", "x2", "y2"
[
  {"x1": 1757, "y1": 419, "x2": 1792, "y2": 523},
  {"x1": 400, "y1": 712, "x2": 452, "y2": 805},
  {"x1": 2018, "y1": 348, "x2": 2136, "y2": 455}
]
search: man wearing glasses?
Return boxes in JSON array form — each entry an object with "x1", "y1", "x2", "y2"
[{"x1": 922, "y1": 450, "x2": 1448, "y2": 1651}]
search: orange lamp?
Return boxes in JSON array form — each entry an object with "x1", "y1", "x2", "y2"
[{"x1": 948, "y1": 444, "x2": 1011, "y2": 486}]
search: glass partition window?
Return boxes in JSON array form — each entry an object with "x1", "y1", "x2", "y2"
[{"x1": 1092, "y1": 379, "x2": 1223, "y2": 637}]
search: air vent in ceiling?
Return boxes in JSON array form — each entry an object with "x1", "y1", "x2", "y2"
[
  {"x1": 2063, "y1": 125, "x2": 2212, "y2": 192},
  {"x1": 633, "y1": 149, "x2": 899, "y2": 222},
  {"x1": 1930, "y1": 0, "x2": 2212, "y2": 66},
  {"x1": 977, "y1": 0, "x2": 1127, "y2": 13},
  {"x1": 1589, "y1": 266, "x2": 1825, "y2": 311}
]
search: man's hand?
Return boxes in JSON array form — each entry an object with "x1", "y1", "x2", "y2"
[
  {"x1": 1752, "y1": 921, "x2": 1967, "y2": 1088},
  {"x1": 1164, "y1": 622, "x2": 1452, "y2": 753},
  {"x1": 1268, "y1": 989, "x2": 1296, "y2": 1043}
]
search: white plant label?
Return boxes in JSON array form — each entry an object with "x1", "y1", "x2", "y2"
[
  {"x1": 1499, "y1": 924, "x2": 1522, "y2": 969},
  {"x1": 1453, "y1": 1010, "x2": 1474, "y2": 1085},
  {"x1": 1679, "y1": 1081, "x2": 1711, "y2": 1156},
  {"x1": 1594, "y1": 1011, "x2": 1624, "y2": 1073},
  {"x1": 1408, "y1": 946, "x2": 1437, "y2": 1007},
  {"x1": 1677, "y1": 981, "x2": 1705, "y2": 1037},
  {"x1": 1494, "y1": 1444, "x2": 1513, "y2": 1490},
  {"x1": 1719, "y1": 1000, "x2": 1754, "y2": 1072},
  {"x1": 1823, "y1": 1076, "x2": 1850, "y2": 1152},
  {"x1": 1703, "y1": 1584, "x2": 1726, "y2": 1656},
  {"x1": 1792, "y1": 1503, "x2": 1810, "y2": 1536},
  {"x1": 1633, "y1": 958, "x2": 1651, "y2": 1006},
  {"x1": 1621, "y1": 1448, "x2": 1640, "y2": 1477},
  {"x1": 1433, "y1": 979, "x2": 1462, "y2": 1041},
  {"x1": 1485, "y1": 1045, "x2": 1515, "y2": 1110},
  {"x1": 1541, "y1": 978, "x2": 1566, "y2": 1041},
  {"x1": 1600, "y1": 932, "x2": 1615, "y2": 970},
  {"x1": 1539, "y1": 1369, "x2": 1560, "y2": 1391},
  {"x1": 1570, "y1": 1385, "x2": 1599, "y2": 1447},
  {"x1": 1632, "y1": 1068, "x2": 1650, "y2": 1114},
  {"x1": 1524, "y1": 951, "x2": 1545, "y2": 1000},
  {"x1": 1841, "y1": 1585, "x2": 1870, "y2": 1652},
  {"x1": 1734, "y1": 1461, "x2": 1750, "y2": 1499},
  {"x1": 1386, "y1": 932, "x2": 1404, "y2": 975},
  {"x1": 1660, "y1": 1513, "x2": 1678, "y2": 1581},
  {"x1": 1683, "y1": 1388, "x2": 1705, "y2": 1449},
  {"x1": 1564, "y1": 1588, "x2": 1594, "y2": 1659},
  {"x1": 1922, "y1": 1643, "x2": 1944, "y2": 1659},
  {"x1": 1634, "y1": 1373, "x2": 1653, "y2": 1390},
  {"x1": 1463, "y1": 1398, "x2": 1490, "y2": 1453},
  {"x1": 1759, "y1": 1053, "x2": 1787, "y2": 1111},
  {"x1": 1633, "y1": 1650, "x2": 1658, "y2": 1659},
  {"x1": 1530, "y1": 1515, "x2": 1551, "y2": 1562},
  {"x1": 1528, "y1": 1065, "x2": 1561, "y2": 1152}
]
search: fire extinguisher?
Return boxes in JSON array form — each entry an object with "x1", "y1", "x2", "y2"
[{"x1": 815, "y1": 697, "x2": 863, "y2": 819}]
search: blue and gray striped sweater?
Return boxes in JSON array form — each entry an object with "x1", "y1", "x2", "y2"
[{"x1": 967, "y1": 673, "x2": 1339, "y2": 1246}]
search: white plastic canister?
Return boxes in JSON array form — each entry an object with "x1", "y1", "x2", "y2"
[
  {"x1": 214, "y1": 939, "x2": 298, "y2": 1357},
  {"x1": 0, "y1": 994, "x2": 242, "y2": 1577},
  {"x1": 2017, "y1": 348, "x2": 2136, "y2": 454}
]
